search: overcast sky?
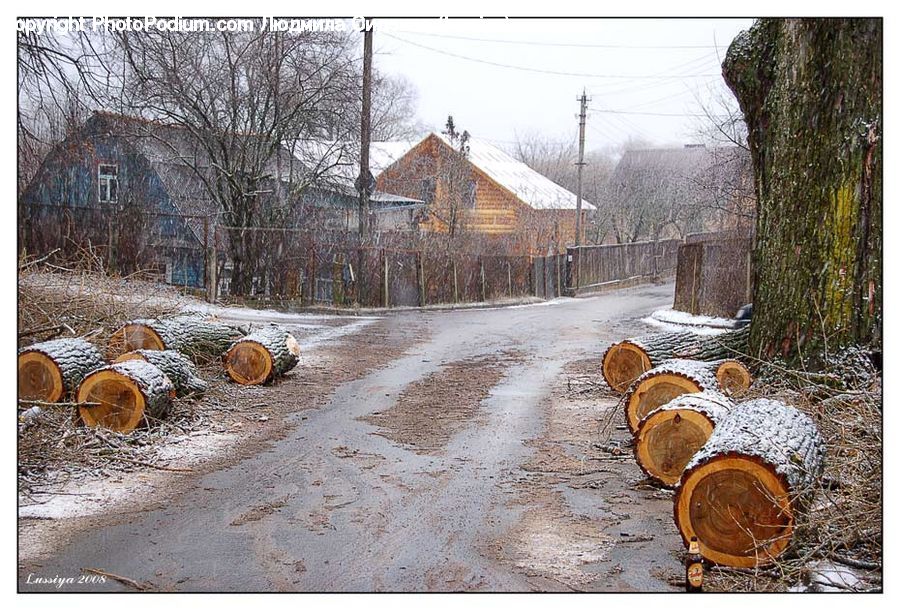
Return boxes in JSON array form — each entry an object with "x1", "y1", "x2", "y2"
[{"x1": 371, "y1": 18, "x2": 755, "y2": 151}]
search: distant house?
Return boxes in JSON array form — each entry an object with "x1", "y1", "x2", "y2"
[
  {"x1": 606, "y1": 144, "x2": 754, "y2": 242},
  {"x1": 374, "y1": 132, "x2": 595, "y2": 254},
  {"x1": 19, "y1": 112, "x2": 420, "y2": 289}
]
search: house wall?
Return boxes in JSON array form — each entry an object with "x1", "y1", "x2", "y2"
[
  {"x1": 19, "y1": 124, "x2": 206, "y2": 287},
  {"x1": 376, "y1": 134, "x2": 577, "y2": 254}
]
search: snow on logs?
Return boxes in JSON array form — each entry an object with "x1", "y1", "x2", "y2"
[
  {"x1": 223, "y1": 325, "x2": 300, "y2": 385},
  {"x1": 624, "y1": 359, "x2": 728, "y2": 434},
  {"x1": 114, "y1": 349, "x2": 207, "y2": 399},
  {"x1": 18, "y1": 338, "x2": 106, "y2": 403},
  {"x1": 601, "y1": 327, "x2": 750, "y2": 393},
  {"x1": 109, "y1": 316, "x2": 244, "y2": 360},
  {"x1": 634, "y1": 391, "x2": 733, "y2": 487},
  {"x1": 76, "y1": 360, "x2": 176, "y2": 433},
  {"x1": 673, "y1": 399, "x2": 825, "y2": 568}
]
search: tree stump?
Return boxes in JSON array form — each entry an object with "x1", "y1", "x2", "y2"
[
  {"x1": 76, "y1": 361, "x2": 175, "y2": 433},
  {"x1": 114, "y1": 349, "x2": 207, "y2": 398},
  {"x1": 109, "y1": 316, "x2": 243, "y2": 360},
  {"x1": 602, "y1": 327, "x2": 749, "y2": 392},
  {"x1": 623, "y1": 359, "x2": 722, "y2": 434},
  {"x1": 224, "y1": 325, "x2": 300, "y2": 385},
  {"x1": 673, "y1": 399, "x2": 825, "y2": 567},
  {"x1": 18, "y1": 338, "x2": 106, "y2": 403},
  {"x1": 634, "y1": 391, "x2": 733, "y2": 487}
]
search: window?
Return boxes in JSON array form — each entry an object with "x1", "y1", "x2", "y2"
[{"x1": 98, "y1": 164, "x2": 118, "y2": 203}]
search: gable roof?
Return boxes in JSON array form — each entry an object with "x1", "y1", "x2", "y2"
[{"x1": 377, "y1": 132, "x2": 595, "y2": 212}]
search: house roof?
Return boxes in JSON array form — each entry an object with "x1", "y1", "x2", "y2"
[
  {"x1": 422, "y1": 132, "x2": 596, "y2": 211},
  {"x1": 289, "y1": 139, "x2": 422, "y2": 206}
]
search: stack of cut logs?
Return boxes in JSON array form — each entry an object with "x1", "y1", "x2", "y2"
[
  {"x1": 601, "y1": 326, "x2": 825, "y2": 569},
  {"x1": 18, "y1": 315, "x2": 301, "y2": 434}
]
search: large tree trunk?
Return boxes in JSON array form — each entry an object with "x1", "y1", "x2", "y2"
[
  {"x1": 723, "y1": 19, "x2": 882, "y2": 364},
  {"x1": 76, "y1": 360, "x2": 175, "y2": 433}
]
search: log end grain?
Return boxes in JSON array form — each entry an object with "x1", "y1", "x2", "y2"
[
  {"x1": 109, "y1": 322, "x2": 166, "y2": 357},
  {"x1": 76, "y1": 361, "x2": 175, "y2": 433},
  {"x1": 674, "y1": 455, "x2": 793, "y2": 567},
  {"x1": 635, "y1": 409, "x2": 715, "y2": 487},
  {"x1": 602, "y1": 341, "x2": 652, "y2": 393},
  {"x1": 224, "y1": 341, "x2": 274, "y2": 385},
  {"x1": 716, "y1": 359, "x2": 753, "y2": 395},
  {"x1": 17, "y1": 351, "x2": 64, "y2": 403}
]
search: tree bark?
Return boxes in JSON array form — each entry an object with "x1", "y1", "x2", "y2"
[
  {"x1": 723, "y1": 19, "x2": 882, "y2": 364},
  {"x1": 674, "y1": 398, "x2": 825, "y2": 567},
  {"x1": 601, "y1": 327, "x2": 749, "y2": 393},
  {"x1": 110, "y1": 316, "x2": 244, "y2": 360},
  {"x1": 115, "y1": 349, "x2": 207, "y2": 398}
]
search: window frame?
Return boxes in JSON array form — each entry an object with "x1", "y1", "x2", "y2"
[{"x1": 98, "y1": 163, "x2": 119, "y2": 204}]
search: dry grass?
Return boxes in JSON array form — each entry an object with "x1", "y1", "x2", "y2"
[
  {"x1": 18, "y1": 250, "x2": 189, "y2": 350},
  {"x1": 702, "y1": 352, "x2": 882, "y2": 592}
]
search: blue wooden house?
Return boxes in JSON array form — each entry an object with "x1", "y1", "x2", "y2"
[{"x1": 19, "y1": 112, "x2": 422, "y2": 292}]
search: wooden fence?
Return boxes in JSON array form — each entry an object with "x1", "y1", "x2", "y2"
[
  {"x1": 673, "y1": 236, "x2": 753, "y2": 318},
  {"x1": 565, "y1": 239, "x2": 681, "y2": 295}
]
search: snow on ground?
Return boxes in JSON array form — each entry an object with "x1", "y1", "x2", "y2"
[
  {"x1": 788, "y1": 560, "x2": 866, "y2": 592},
  {"x1": 641, "y1": 308, "x2": 736, "y2": 336},
  {"x1": 19, "y1": 432, "x2": 238, "y2": 521}
]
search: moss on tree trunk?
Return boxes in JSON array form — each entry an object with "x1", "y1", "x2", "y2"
[{"x1": 723, "y1": 19, "x2": 882, "y2": 364}]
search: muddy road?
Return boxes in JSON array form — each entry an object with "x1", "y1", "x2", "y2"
[{"x1": 19, "y1": 282, "x2": 684, "y2": 592}]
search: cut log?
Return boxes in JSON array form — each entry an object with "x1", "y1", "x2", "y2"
[
  {"x1": 18, "y1": 338, "x2": 106, "y2": 403},
  {"x1": 623, "y1": 359, "x2": 722, "y2": 434},
  {"x1": 109, "y1": 316, "x2": 243, "y2": 360},
  {"x1": 673, "y1": 399, "x2": 825, "y2": 568},
  {"x1": 715, "y1": 359, "x2": 753, "y2": 395},
  {"x1": 634, "y1": 391, "x2": 733, "y2": 487},
  {"x1": 224, "y1": 325, "x2": 300, "y2": 385},
  {"x1": 76, "y1": 360, "x2": 175, "y2": 433},
  {"x1": 114, "y1": 349, "x2": 207, "y2": 398},
  {"x1": 602, "y1": 327, "x2": 749, "y2": 392}
]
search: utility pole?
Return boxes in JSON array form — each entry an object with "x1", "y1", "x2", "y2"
[
  {"x1": 574, "y1": 89, "x2": 589, "y2": 247},
  {"x1": 357, "y1": 19, "x2": 374, "y2": 239}
]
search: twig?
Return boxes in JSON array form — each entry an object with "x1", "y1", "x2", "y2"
[{"x1": 110, "y1": 456, "x2": 193, "y2": 473}]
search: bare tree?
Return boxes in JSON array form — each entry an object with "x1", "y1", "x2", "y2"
[{"x1": 110, "y1": 24, "x2": 361, "y2": 293}]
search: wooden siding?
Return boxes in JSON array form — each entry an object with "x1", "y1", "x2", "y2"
[{"x1": 376, "y1": 133, "x2": 579, "y2": 253}]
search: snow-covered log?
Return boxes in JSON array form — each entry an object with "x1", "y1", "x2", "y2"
[
  {"x1": 115, "y1": 349, "x2": 207, "y2": 398},
  {"x1": 18, "y1": 338, "x2": 106, "y2": 403},
  {"x1": 623, "y1": 359, "x2": 722, "y2": 434},
  {"x1": 673, "y1": 398, "x2": 825, "y2": 568},
  {"x1": 634, "y1": 391, "x2": 733, "y2": 487},
  {"x1": 223, "y1": 325, "x2": 300, "y2": 385},
  {"x1": 601, "y1": 326, "x2": 749, "y2": 392},
  {"x1": 110, "y1": 316, "x2": 244, "y2": 360},
  {"x1": 76, "y1": 360, "x2": 176, "y2": 433}
]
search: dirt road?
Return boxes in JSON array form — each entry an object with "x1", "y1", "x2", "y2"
[{"x1": 19, "y1": 282, "x2": 683, "y2": 592}]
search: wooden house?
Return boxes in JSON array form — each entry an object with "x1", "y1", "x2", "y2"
[
  {"x1": 19, "y1": 112, "x2": 421, "y2": 290},
  {"x1": 374, "y1": 133, "x2": 595, "y2": 254}
]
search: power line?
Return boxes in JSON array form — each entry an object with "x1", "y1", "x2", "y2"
[
  {"x1": 382, "y1": 33, "x2": 720, "y2": 79},
  {"x1": 393, "y1": 30, "x2": 724, "y2": 50},
  {"x1": 588, "y1": 106, "x2": 720, "y2": 118}
]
